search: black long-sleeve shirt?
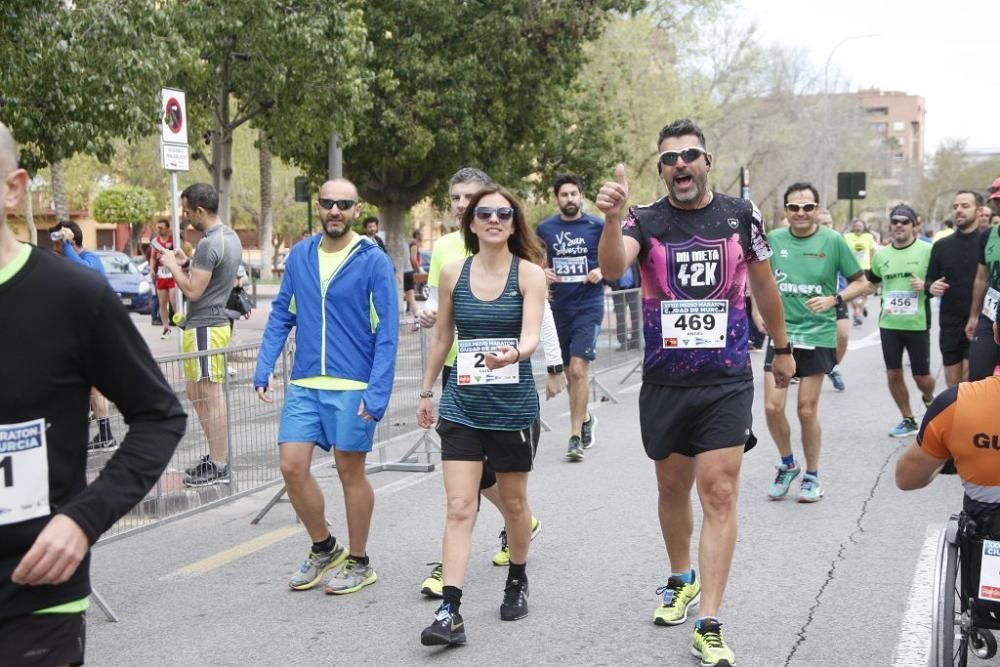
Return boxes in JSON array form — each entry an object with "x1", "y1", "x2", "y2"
[
  {"x1": 0, "y1": 247, "x2": 186, "y2": 619},
  {"x1": 925, "y1": 229, "x2": 983, "y2": 326}
]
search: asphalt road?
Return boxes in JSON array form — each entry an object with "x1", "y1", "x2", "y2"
[{"x1": 83, "y1": 296, "x2": 987, "y2": 666}]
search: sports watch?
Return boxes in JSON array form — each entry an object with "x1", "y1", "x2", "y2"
[
  {"x1": 772, "y1": 342, "x2": 793, "y2": 355},
  {"x1": 546, "y1": 364, "x2": 564, "y2": 375}
]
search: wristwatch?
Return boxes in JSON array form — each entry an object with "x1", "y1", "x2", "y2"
[
  {"x1": 772, "y1": 342, "x2": 793, "y2": 355},
  {"x1": 834, "y1": 294, "x2": 844, "y2": 307},
  {"x1": 546, "y1": 364, "x2": 564, "y2": 375}
]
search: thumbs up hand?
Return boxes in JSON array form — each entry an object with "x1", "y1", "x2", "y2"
[{"x1": 596, "y1": 163, "x2": 629, "y2": 218}]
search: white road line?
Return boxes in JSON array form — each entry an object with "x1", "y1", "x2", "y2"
[
  {"x1": 892, "y1": 524, "x2": 942, "y2": 666},
  {"x1": 848, "y1": 329, "x2": 882, "y2": 351}
]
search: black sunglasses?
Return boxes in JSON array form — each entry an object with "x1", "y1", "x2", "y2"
[
  {"x1": 658, "y1": 146, "x2": 708, "y2": 166},
  {"x1": 784, "y1": 203, "x2": 819, "y2": 213},
  {"x1": 890, "y1": 218, "x2": 914, "y2": 225},
  {"x1": 318, "y1": 198, "x2": 357, "y2": 211},
  {"x1": 474, "y1": 206, "x2": 515, "y2": 221}
]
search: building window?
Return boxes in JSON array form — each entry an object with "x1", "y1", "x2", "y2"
[{"x1": 893, "y1": 121, "x2": 905, "y2": 132}]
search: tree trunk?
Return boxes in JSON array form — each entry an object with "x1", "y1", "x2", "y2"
[
  {"x1": 258, "y1": 130, "x2": 274, "y2": 280},
  {"x1": 50, "y1": 160, "x2": 69, "y2": 222},
  {"x1": 380, "y1": 201, "x2": 409, "y2": 278},
  {"x1": 24, "y1": 184, "x2": 37, "y2": 244}
]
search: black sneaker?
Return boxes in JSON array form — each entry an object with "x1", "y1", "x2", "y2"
[
  {"x1": 87, "y1": 434, "x2": 118, "y2": 452},
  {"x1": 184, "y1": 458, "x2": 230, "y2": 487},
  {"x1": 185, "y1": 454, "x2": 212, "y2": 476},
  {"x1": 421, "y1": 604, "x2": 466, "y2": 646},
  {"x1": 500, "y1": 578, "x2": 529, "y2": 621},
  {"x1": 565, "y1": 436, "x2": 584, "y2": 461},
  {"x1": 580, "y1": 414, "x2": 597, "y2": 449}
]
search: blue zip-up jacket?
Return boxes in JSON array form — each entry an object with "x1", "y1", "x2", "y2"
[{"x1": 254, "y1": 234, "x2": 399, "y2": 421}]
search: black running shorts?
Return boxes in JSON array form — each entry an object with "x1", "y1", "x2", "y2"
[
  {"x1": 403, "y1": 271, "x2": 415, "y2": 292},
  {"x1": 969, "y1": 315, "x2": 1000, "y2": 382},
  {"x1": 880, "y1": 328, "x2": 931, "y2": 375},
  {"x1": 836, "y1": 302, "x2": 848, "y2": 321},
  {"x1": 939, "y1": 322, "x2": 971, "y2": 367},
  {"x1": 638, "y1": 380, "x2": 756, "y2": 460},
  {"x1": 763, "y1": 344, "x2": 837, "y2": 378},
  {"x1": 0, "y1": 612, "x2": 85, "y2": 667},
  {"x1": 437, "y1": 418, "x2": 539, "y2": 473}
]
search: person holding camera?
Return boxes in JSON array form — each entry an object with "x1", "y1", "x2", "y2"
[{"x1": 50, "y1": 220, "x2": 103, "y2": 275}]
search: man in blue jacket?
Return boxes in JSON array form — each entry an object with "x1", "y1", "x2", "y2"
[{"x1": 255, "y1": 178, "x2": 398, "y2": 595}]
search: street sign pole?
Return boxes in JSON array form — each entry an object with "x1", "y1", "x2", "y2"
[{"x1": 160, "y1": 87, "x2": 189, "y2": 350}]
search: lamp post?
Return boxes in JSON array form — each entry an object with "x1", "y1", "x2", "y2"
[{"x1": 820, "y1": 33, "x2": 878, "y2": 203}]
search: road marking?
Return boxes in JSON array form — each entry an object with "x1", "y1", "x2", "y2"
[
  {"x1": 178, "y1": 525, "x2": 303, "y2": 575},
  {"x1": 892, "y1": 524, "x2": 941, "y2": 666},
  {"x1": 848, "y1": 329, "x2": 882, "y2": 351},
  {"x1": 171, "y1": 469, "x2": 444, "y2": 578}
]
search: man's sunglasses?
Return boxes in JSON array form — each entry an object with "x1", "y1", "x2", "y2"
[
  {"x1": 474, "y1": 206, "x2": 515, "y2": 221},
  {"x1": 890, "y1": 218, "x2": 914, "y2": 225},
  {"x1": 318, "y1": 198, "x2": 357, "y2": 211},
  {"x1": 658, "y1": 147, "x2": 708, "y2": 166},
  {"x1": 784, "y1": 203, "x2": 819, "y2": 213}
]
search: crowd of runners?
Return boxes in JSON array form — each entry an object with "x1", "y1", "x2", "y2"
[{"x1": 4, "y1": 111, "x2": 1000, "y2": 667}]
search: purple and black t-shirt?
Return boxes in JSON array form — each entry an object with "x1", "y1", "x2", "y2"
[{"x1": 623, "y1": 193, "x2": 771, "y2": 387}]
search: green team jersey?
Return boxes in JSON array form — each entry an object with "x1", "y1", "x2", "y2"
[
  {"x1": 870, "y1": 240, "x2": 931, "y2": 331},
  {"x1": 769, "y1": 226, "x2": 861, "y2": 348}
]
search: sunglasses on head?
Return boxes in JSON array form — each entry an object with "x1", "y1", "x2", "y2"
[
  {"x1": 784, "y1": 203, "x2": 819, "y2": 213},
  {"x1": 318, "y1": 198, "x2": 357, "y2": 211},
  {"x1": 474, "y1": 206, "x2": 515, "y2": 221},
  {"x1": 658, "y1": 146, "x2": 708, "y2": 166},
  {"x1": 890, "y1": 218, "x2": 913, "y2": 225}
]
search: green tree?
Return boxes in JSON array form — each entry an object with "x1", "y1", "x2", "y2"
[
  {"x1": 279, "y1": 0, "x2": 638, "y2": 266},
  {"x1": 167, "y1": 0, "x2": 370, "y2": 228},
  {"x1": 92, "y1": 185, "x2": 157, "y2": 255},
  {"x1": 0, "y1": 0, "x2": 174, "y2": 220}
]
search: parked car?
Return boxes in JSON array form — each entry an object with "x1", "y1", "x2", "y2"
[
  {"x1": 131, "y1": 255, "x2": 150, "y2": 276},
  {"x1": 415, "y1": 249, "x2": 432, "y2": 300},
  {"x1": 95, "y1": 251, "x2": 153, "y2": 314}
]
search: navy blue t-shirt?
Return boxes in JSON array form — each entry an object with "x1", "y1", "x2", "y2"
[{"x1": 536, "y1": 213, "x2": 605, "y2": 312}]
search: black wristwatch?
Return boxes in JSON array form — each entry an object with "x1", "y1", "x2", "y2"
[
  {"x1": 772, "y1": 342, "x2": 793, "y2": 355},
  {"x1": 547, "y1": 364, "x2": 564, "y2": 375},
  {"x1": 834, "y1": 294, "x2": 844, "y2": 307}
]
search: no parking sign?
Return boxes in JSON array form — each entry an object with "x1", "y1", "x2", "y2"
[{"x1": 160, "y1": 88, "x2": 189, "y2": 171}]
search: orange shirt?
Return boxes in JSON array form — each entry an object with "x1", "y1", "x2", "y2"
[{"x1": 920, "y1": 377, "x2": 1000, "y2": 492}]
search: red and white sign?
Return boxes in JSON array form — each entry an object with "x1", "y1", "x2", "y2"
[{"x1": 160, "y1": 88, "x2": 188, "y2": 145}]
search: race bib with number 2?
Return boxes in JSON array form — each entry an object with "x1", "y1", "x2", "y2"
[
  {"x1": 552, "y1": 256, "x2": 589, "y2": 283},
  {"x1": 456, "y1": 338, "x2": 520, "y2": 385}
]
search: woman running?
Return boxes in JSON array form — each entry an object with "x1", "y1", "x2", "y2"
[{"x1": 417, "y1": 185, "x2": 546, "y2": 646}]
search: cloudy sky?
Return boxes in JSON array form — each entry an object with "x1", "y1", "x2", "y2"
[{"x1": 735, "y1": 0, "x2": 996, "y2": 154}]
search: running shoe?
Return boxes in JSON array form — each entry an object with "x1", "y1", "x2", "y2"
[
  {"x1": 922, "y1": 394, "x2": 934, "y2": 409},
  {"x1": 288, "y1": 542, "x2": 347, "y2": 590},
  {"x1": 87, "y1": 434, "x2": 118, "y2": 452},
  {"x1": 183, "y1": 458, "x2": 230, "y2": 487},
  {"x1": 420, "y1": 562, "x2": 443, "y2": 598},
  {"x1": 789, "y1": 377, "x2": 800, "y2": 385},
  {"x1": 500, "y1": 578, "x2": 529, "y2": 620},
  {"x1": 691, "y1": 618, "x2": 736, "y2": 667},
  {"x1": 653, "y1": 574, "x2": 701, "y2": 625},
  {"x1": 852, "y1": 315, "x2": 863, "y2": 327},
  {"x1": 863, "y1": 306, "x2": 869, "y2": 318},
  {"x1": 767, "y1": 463, "x2": 801, "y2": 500},
  {"x1": 324, "y1": 557, "x2": 378, "y2": 595},
  {"x1": 797, "y1": 473, "x2": 824, "y2": 503},
  {"x1": 889, "y1": 417, "x2": 919, "y2": 438},
  {"x1": 827, "y1": 368, "x2": 845, "y2": 391},
  {"x1": 421, "y1": 604, "x2": 466, "y2": 646},
  {"x1": 160, "y1": 328, "x2": 172, "y2": 340},
  {"x1": 492, "y1": 517, "x2": 542, "y2": 566},
  {"x1": 581, "y1": 414, "x2": 597, "y2": 449},
  {"x1": 565, "y1": 436, "x2": 584, "y2": 461}
]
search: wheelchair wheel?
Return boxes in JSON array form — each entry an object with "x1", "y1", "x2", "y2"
[
  {"x1": 934, "y1": 520, "x2": 968, "y2": 666},
  {"x1": 969, "y1": 627, "x2": 997, "y2": 659}
]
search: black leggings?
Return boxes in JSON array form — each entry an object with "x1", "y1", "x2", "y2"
[{"x1": 969, "y1": 316, "x2": 1000, "y2": 381}]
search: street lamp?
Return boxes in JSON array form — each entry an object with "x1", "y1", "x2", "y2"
[{"x1": 820, "y1": 33, "x2": 879, "y2": 204}]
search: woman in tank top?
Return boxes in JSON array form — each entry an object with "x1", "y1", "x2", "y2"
[{"x1": 416, "y1": 185, "x2": 546, "y2": 646}]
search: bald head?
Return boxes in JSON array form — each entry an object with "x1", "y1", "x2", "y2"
[
  {"x1": 319, "y1": 178, "x2": 359, "y2": 200},
  {"x1": 0, "y1": 122, "x2": 17, "y2": 178}
]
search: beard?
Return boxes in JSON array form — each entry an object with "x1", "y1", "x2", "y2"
[
  {"x1": 955, "y1": 216, "x2": 976, "y2": 231},
  {"x1": 667, "y1": 172, "x2": 707, "y2": 203},
  {"x1": 559, "y1": 203, "x2": 580, "y2": 217},
  {"x1": 323, "y1": 220, "x2": 350, "y2": 239}
]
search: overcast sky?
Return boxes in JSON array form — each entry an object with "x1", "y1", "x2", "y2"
[{"x1": 735, "y1": 0, "x2": 996, "y2": 155}]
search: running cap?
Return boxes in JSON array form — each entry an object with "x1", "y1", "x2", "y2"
[
  {"x1": 889, "y1": 204, "x2": 918, "y2": 223},
  {"x1": 989, "y1": 177, "x2": 1000, "y2": 200}
]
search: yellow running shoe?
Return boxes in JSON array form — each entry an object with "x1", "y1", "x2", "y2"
[
  {"x1": 491, "y1": 517, "x2": 542, "y2": 566},
  {"x1": 691, "y1": 617, "x2": 736, "y2": 666},
  {"x1": 420, "y1": 562, "x2": 443, "y2": 598},
  {"x1": 653, "y1": 573, "x2": 701, "y2": 625}
]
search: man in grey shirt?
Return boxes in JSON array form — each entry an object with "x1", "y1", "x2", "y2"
[{"x1": 159, "y1": 183, "x2": 242, "y2": 486}]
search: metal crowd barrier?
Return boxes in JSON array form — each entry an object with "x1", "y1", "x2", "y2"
[{"x1": 89, "y1": 289, "x2": 646, "y2": 541}]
